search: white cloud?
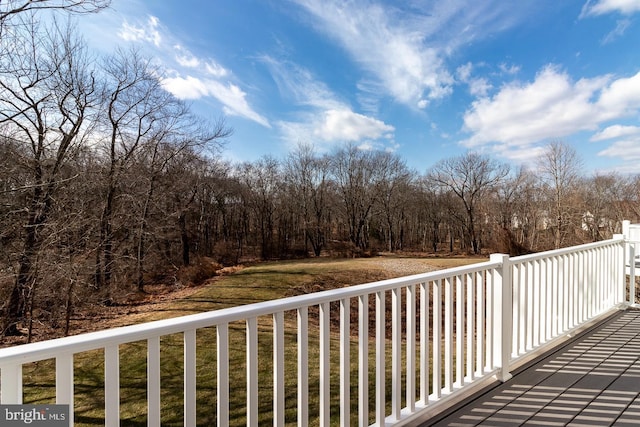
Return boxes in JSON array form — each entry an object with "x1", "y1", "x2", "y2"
[
  {"x1": 591, "y1": 124, "x2": 640, "y2": 141},
  {"x1": 118, "y1": 15, "x2": 162, "y2": 47},
  {"x1": 602, "y1": 18, "x2": 631, "y2": 43},
  {"x1": 581, "y1": 0, "x2": 640, "y2": 16},
  {"x1": 262, "y1": 56, "x2": 343, "y2": 110},
  {"x1": 456, "y1": 62, "x2": 492, "y2": 96},
  {"x1": 115, "y1": 15, "x2": 266, "y2": 127},
  {"x1": 463, "y1": 66, "x2": 599, "y2": 148},
  {"x1": 174, "y1": 45, "x2": 200, "y2": 68},
  {"x1": 205, "y1": 61, "x2": 229, "y2": 78},
  {"x1": 469, "y1": 78, "x2": 492, "y2": 97},
  {"x1": 291, "y1": 0, "x2": 531, "y2": 109},
  {"x1": 461, "y1": 66, "x2": 640, "y2": 160},
  {"x1": 457, "y1": 63, "x2": 473, "y2": 82},
  {"x1": 598, "y1": 139, "x2": 640, "y2": 159},
  {"x1": 597, "y1": 70, "x2": 640, "y2": 115},
  {"x1": 264, "y1": 56, "x2": 395, "y2": 148},
  {"x1": 296, "y1": 0, "x2": 516, "y2": 108},
  {"x1": 161, "y1": 75, "x2": 270, "y2": 127},
  {"x1": 499, "y1": 63, "x2": 521, "y2": 75},
  {"x1": 315, "y1": 109, "x2": 394, "y2": 142}
]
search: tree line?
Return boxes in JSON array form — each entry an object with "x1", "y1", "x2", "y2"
[{"x1": 1, "y1": 4, "x2": 639, "y2": 340}]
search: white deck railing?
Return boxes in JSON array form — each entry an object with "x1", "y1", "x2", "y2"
[{"x1": 0, "y1": 225, "x2": 636, "y2": 426}]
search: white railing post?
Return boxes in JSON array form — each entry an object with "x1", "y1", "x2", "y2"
[
  {"x1": 622, "y1": 221, "x2": 636, "y2": 306},
  {"x1": 630, "y1": 243, "x2": 636, "y2": 306},
  {"x1": 490, "y1": 254, "x2": 513, "y2": 383}
]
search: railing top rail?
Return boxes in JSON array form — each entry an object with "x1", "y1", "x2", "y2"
[
  {"x1": 510, "y1": 237, "x2": 624, "y2": 263},
  {"x1": 0, "y1": 259, "x2": 499, "y2": 366}
]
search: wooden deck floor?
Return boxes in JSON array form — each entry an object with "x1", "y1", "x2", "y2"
[{"x1": 425, "y1": 308, "x2": 640, "y2": 427}]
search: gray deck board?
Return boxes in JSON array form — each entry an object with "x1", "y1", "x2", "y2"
[{"x1": 426, "y1": 309, "x2": 640, "y2": 426}]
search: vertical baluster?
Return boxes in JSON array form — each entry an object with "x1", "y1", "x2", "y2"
[
  {"x1": 597, "y1": 248, "x2": 602, "y2": 313},
  {"x1": 406, "y1": 284, "x2": 416, "y2": 413},
  {"x1": 147, "y1": 337, "x2": 161, "y2": 427},
  {"x1": 0, "y1": 364, "x2": 22, "y2": 404},
  {"x1": 511, "y1": 264, "x2": 519, "y2": 358},
  {"x1": 569, "y1": 253, "x2": 576, "y2": 328},
  {"x1": 526, "y1": 261, "x2": 533, "y2": 350},
  {"x1": 432, "y1": 279, "x2": 442, "y2": 398},
  {"x1": 56, "y1": 354, "x2": 74, "y2": 426},
  {"x1": 520, "y1": 261, "x2": 531, "y2": 354},
  {"x1": 558, "y1": 255, "x2": 564, "y2": 333},
  {"x1": 485, "y1": 269, "x2": 494, "y2": 371},
  {"x1": 532, "y1": 260, "x2": 540, "y2": 348},
  {"x1": 273, "y1": 312, "x2": 285, "y2": 427},
  {"x1": 587, "y1": 250, "x2": 595, "y2": 319},
  {"x1": 466, "y1": 273, "x2": 475, "y2": 381},
  {"x1": 577, "y1": 251, "x2": 584, "y2": 324},
  {"x1": 297, "y1": 309, "x2": 308, "y2": 427},
  {"x1": 476, "y1": 272, "x2": 484, "y2": 376},
  {"x1": 358, "y1": 295, "x2": 369, "y2": 427},
  {"x1": 420, "y1": 282, "x2": 430, "y2": 404},
  {"x1": 105, "y1": 344, "x2": 120, "y2": 427},
  {"x1": 391, "y1": 288, "x2": 401, "y2": 420},
  {"x1": 320, "y1": 302, "x2": 330, "y2": 427},
  {"x1": 552, "y1": 256, "x2": 559, "y2": 337},
  {"x1": 540, "y1": 259, "x2": 547, "y2": 344},
  {"x1": 444, "y1": 276, "x2": 453, "y2": 393},
  {"x1": 455, "y1": 275, "x2": 464, "y2": 388},
  {"x1": 375, "y1": 291, "x2": 386, "y2": 424},
  {"x1": 576, "y1": 251, "x2": 582, "y2": 325},
  {"x1": 218, "y1": 324, "x2": 229, "y2": 427},
  {"x1": 562, "y1": 254, "x2": 569, "y2": 332},
  {"x1": 247, "y1": 317, "x2": 258, "y2": 427},
  {"x1": 340, "y1": 298, "x2": 350, "y2": 427},
  {"x1": 184, "y1": 330, "x2": 196, "y2": 427}
]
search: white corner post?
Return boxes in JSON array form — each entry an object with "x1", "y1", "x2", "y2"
[
  {"x1": 622, "y1": 220, "x2": 636, "y2": 306},
  {"x1": 490, "y1": 253, "x2": 513, "y2": 383},
  {"x1": 630, "y1": 244, "x2": 636, "y2": 306}
]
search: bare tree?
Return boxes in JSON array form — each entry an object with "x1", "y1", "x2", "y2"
[
  {"x1": 0, "y1": 19, "x2": 98, "y2": 335},
  {"x1": 0, "y1": 0, "x2": 109, "y2": 39},
  {"x1": 133, "y1": 116, "x2": 230, "y2": 290},
  {"x1": 427, "y1": 152, "x2": 510, "y2": 254},
  {"x1": 331, "y1": 145, "x2": 384, "y2": 252},
  {"x1": 238, "y1": 156, "x2": 282, "y2": 259},
  {"x1": 94, "y1": 48, "x2": 175, "y2": 288},
  {"x1": 536, "y1": 141, "x2": 583, "y2": 249},
  {"x1": 580, "y1": 173, "x2": 629, "y2": 241},
  {"x1": 493, "y1": 166, "x2": 540, "y2": 254},
  {"x1": 374, "y1": 153, "x2": 413, "y2": 252},
  {"x1": 284, "y1": 143, "x2": 332, "y2": 256},
  {"x1": 0, "y1": 0, "x2": 109, "y2": 21}
]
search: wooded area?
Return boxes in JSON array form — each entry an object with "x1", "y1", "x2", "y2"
[{"x1": 1, "y1": 2, "x2": 639, "y2": 340}]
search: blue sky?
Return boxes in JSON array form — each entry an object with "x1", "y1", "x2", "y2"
[{"x1": 77, "y1": 0, "x2": 640, "y2": 174}]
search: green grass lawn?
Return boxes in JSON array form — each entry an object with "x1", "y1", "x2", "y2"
[{"x1": 21, "y1": 256, "x2": 482, "y2": 426}]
